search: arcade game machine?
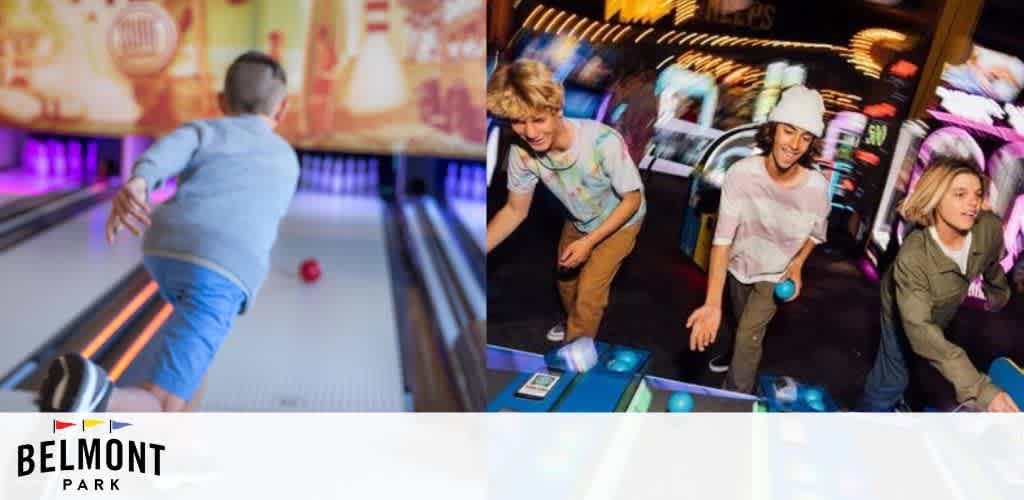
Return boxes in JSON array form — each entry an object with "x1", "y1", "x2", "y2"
[
  {"x1": 487, "y1": 339, "x2": 839, "y2": 413},
  {"x1": 866, "y1": 41, "x2": 1024, "y2": 298}
]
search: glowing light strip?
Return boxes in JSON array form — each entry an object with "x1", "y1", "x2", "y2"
[
  {"x1": 557, "y1": 13, "x2": 577, "y2": 34},
  {"x1": 602, "y1": 25, "x2": 621, "y2": 43},
  {"x1": 543, "y1": 11, "x2": 565, "y2": 32},
  {"x1": 523, "y1": 5, "x2": 544, "y2": 28},
  {"x1": 580, "y1": 21, "x2": 602, "y2": 41},
  {"x1": 80, "y1": 281, "x2": 159, "y2": 359},
  {"x1": 569, "y1": 18, "x2": 592, "y2": 38},
  {"x1": 590, "y1": 24, "x2": 611, "y2": 43},
  {"x1": 635, "y1": 27, "x2": 656, "y2": 43},
  {"x1": 529, "y1": 5, "x2": 848, "y2": 53},
  {"x1": 531, "y1": 8, "x2": 553, "y2": 30},
  {"x1": 612, "y1": 26, "x2": 632, "y2": 44},
  {"x1": 109, "y1": 303, "x2": 173, "y2": 382}
]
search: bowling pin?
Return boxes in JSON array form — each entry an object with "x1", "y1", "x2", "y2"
[
  {"x1": 320, "y1": 156, "x2": 330, "y2": 192},
  {"x1": 459, "y1": 164, "x2": 473, "y2": 199},
  {"x1": 301, "y1": 154, "x2": 311, "y2": 190},
  {"x1": 25, "y1": 139, "x2": 43, "y2": 177},
  {"x1": 309, "y1": 156, "x2": 319, "y2": 191},
  {"x1": 68, "y1": 140, "x2": 82, "y2": 179},
  {"x1": 86, "y1": 141, "x2": 98, "y2": 178},
  {"x1": 473, "y1": 166, "x2": 486, "y2": 200},
  {"x1": 446, "y1": 162, "x2": 458, "y2": 198},
  {"x1": 48, "y1": 140, "x2": 65, "y2": 178},
  {"x1": 352, "y1": 159, "x2": 364, "y2": 194},
  {"x1": 345, "y1": 0, "x2": 407, "y2": 114},
  {"x1": 368, "y1": 158, "x2": 379, "y2": 190},
  {"x1": 356, "y1": 159, "x2": 368, "y2": 195},
  {"x1": 333, "y1": 157, "x2": 345, "y2": 194}
]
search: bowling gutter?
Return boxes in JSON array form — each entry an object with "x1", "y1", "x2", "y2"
[
  {"x1": 0, "y1": 182, "x2": 118, "y2": 252},
  {"x1": 0, "y1": 266, "x2": 165, "y2": 391},
  {"x1": 392, "y1": 195, "x2": 487, "y2": 411}
]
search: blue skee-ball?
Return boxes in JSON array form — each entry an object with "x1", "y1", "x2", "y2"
[
  {"x1": 615, "y1": 350, "x2": 640, "y2": 369},
  {"x1": 802, "y1": 386, "x2": 825, "y2": 411},
  {"x1": 775, "y1": 279, "x2": 796, "y2": 301},
  {"x1": 667, "y1": 392, "x2": 695, "y2": 412},
  {"x1": 608, "y1": 359, "x2": 631, "y2": 372}
]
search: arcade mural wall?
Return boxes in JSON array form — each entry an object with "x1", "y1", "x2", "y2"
[{"x1": 0, "y1": 0, "x2": 485, "y2": 159}]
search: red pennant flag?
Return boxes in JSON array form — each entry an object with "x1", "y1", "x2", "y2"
[{"x1": 54, "y1": 420, "x2": 76, "y2": 430}]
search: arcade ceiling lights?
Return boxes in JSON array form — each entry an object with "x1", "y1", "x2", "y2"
[{"x1": 520, "y1": 4, "x2": 914, "y2": 80}]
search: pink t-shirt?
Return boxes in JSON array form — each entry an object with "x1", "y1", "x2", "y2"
[{"x1": 712, "y1": 155, "x2": 831, "y2": 284}]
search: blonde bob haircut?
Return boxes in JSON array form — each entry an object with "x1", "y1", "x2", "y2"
[
  {"x1": 899, "y1": 156, "x2": 988, "y2": 227},
  {"x1": 486, "y1": 59, "x2": 564, "y2": 120}
]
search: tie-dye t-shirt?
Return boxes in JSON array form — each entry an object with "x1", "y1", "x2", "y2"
[
  {"x1": 507, "y1": 119, "x2": 646, "y2": 233},
  {"x1": 712, "y1": 155, "x2": 831, "y2": 284}
]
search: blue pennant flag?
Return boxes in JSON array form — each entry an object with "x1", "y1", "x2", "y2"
[{"x1": 110, "y1": 421, "x2": 132, "y2": 431}]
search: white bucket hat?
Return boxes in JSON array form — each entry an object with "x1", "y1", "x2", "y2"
[{"x1": 768, "y1": 85, "x2": 825, "y2": 137}]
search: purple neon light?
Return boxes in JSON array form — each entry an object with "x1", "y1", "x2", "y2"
[
  {"x1": 595, "y1": 92, "x2": 614, "y2": 123},
  {"x1": 928, "y1": 110, "x2": 1024, "y2": 143},
  {"x1": 86, "y1": 141, "x2": 98, "y2": 174},
  {"x1": 858, "y1": 256, "x2": 880, "y2": 282}
]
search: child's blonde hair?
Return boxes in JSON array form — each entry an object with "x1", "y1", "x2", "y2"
[
  {"x1": 900, "y1": 156, "x2": 987, "y2": 227},
  {"x1": 486, "y1": 59, "x2": 563, "y2": 120}
]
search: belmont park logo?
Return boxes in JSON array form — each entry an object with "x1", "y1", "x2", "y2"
[{"x1": 16, "y1": 419, "x2": 165, "y2": 492}]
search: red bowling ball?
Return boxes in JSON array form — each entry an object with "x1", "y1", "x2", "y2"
[{"x1": 300, "y1": 259, "x2": 321, "y2": 283}]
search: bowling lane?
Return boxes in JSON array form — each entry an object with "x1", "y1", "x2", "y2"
[
  {"x1": 0, "y1": 197, "x2": 144, "y2": 375},
  {"x1": 448, "y1": 198, "x2": 486, "y2": 250},
  {"x1": 0, "y1": 169, "x2": 84, "y2": 197},
  {"x1": 197, "y1": 192, "x2": 405, "y2": 411}
]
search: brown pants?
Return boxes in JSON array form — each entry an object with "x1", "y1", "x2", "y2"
[
  {"x1": 557, "y1": 221, "x2": 641, "y2": 341},
  {"x1": 722, "y1": 274, "x2": 778, "y2": 394}
]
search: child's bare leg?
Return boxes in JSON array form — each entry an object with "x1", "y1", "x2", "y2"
[
  {"x1": 106, "y1": 383, "x2": 187, "y2": 412},
  {"x1": 184, "y1": 376, "x2": 207, "y2": 412},
  {"x1": 106, "y1": 386, "x2": 164, "y2": 412}
]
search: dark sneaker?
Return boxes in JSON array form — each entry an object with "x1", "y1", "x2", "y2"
[
  {"x1": 38, "y1": 354, "x2": 113, "y2": 413},
  {"x1": 546, "y1": 322, "x2": 566, "y2": 342},
  {"x1": 708, "y1": 353, "x2": 731, "y2": 373},
  {"x1": 893, "y1": 398, "x2": 913, "y2": 413}
]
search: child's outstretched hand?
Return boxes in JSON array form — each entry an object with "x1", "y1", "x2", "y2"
[
  {"x1": 686, "y1": 304, "x2": 722, "y2": 352},
  {"x1": 105, "y1": 177, "x2": 151, "y2": 243}
]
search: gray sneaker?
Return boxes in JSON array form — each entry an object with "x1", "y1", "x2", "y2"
[
  {"x1": 708, "y1": 353, "x2": 731, "y2": 373},
  {"x1": 547, "y1": 322, "x2": 566, "y2": 342}
]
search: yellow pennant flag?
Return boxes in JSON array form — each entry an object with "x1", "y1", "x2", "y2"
[{"x1": 83, "y1": 419, "x2": 105, "y2": 429}]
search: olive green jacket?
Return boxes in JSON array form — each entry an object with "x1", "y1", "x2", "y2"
[{"x1": 881, "y1": 211, "x2": 1012, "y2": 408}]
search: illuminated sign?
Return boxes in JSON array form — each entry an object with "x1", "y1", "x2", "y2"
[
  {"x1": 889, "y1": 60, "x2": 918, "y2": 79},
  {"x1": 863, "y1": 103, "x2": 896, "y2": 119},
  {"x1": 864, "y1": 122, "x2": 888, "y2": 147},
  {"x1": 605, "y1": 0, "x2": 679, "y2": 25},
  {"x1": 700, "y1": 1, "x2": 774, "y2": 30}
]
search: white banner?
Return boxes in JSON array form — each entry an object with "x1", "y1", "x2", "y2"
[
  {"x1": 1, "y1": 414, "x2": 1022, "y2": 499},
  {"x1": 0, "y1": 414, "x2": 484, "y2": 499},
  {"x1": 489, "y1": 414, "x2": 1024, "y2": 500}
]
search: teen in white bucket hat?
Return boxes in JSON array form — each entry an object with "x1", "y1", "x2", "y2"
[
  {"x1": 768, "y1": 85, "x2": 826, "y2": 137},
  {"x1": 686, "y1": 85, "x2": 831, "y2": 391}
]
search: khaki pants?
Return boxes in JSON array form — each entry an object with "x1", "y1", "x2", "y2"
[
  {"x1": 556, "y1": 221, "x2": 641, "y2": 341},
  {"x1": 722, "y1": 274, "x2": 778, "y2": 394}
]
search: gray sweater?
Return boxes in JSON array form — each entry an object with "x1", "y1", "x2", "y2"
[{"x1": 133, "y1": 115, "x2": 299, "y2": 311}]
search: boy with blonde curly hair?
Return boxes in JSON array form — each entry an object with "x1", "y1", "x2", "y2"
[{"x1": 486, "y1": 59, "x2": 645, "y2": 343}]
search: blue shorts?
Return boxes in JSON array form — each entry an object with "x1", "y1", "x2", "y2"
[{"x1": 143, "y1": 256, "x2": 247, "y2": 401}]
